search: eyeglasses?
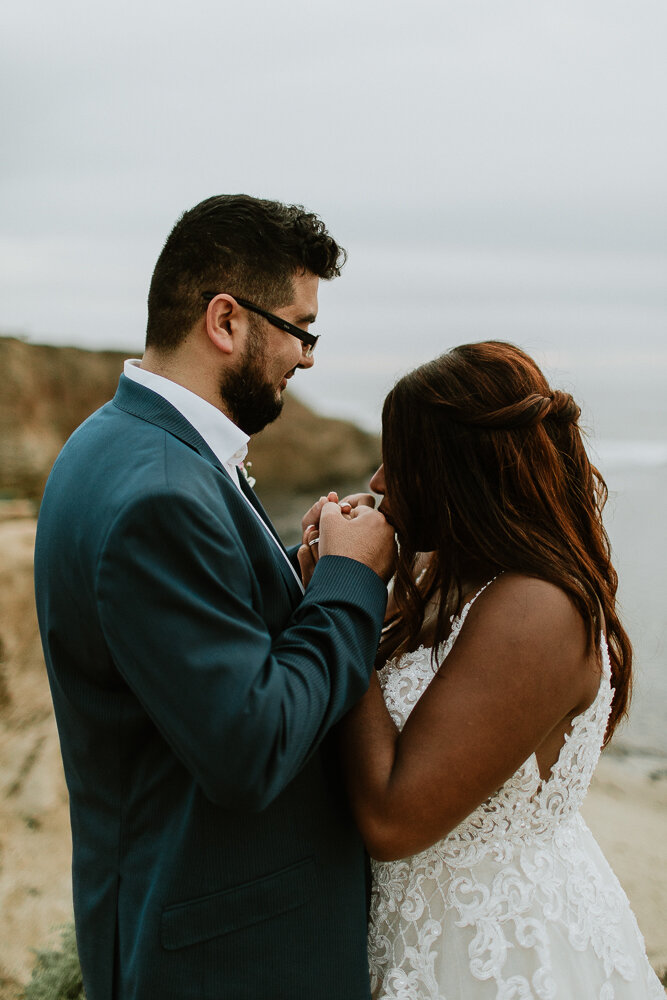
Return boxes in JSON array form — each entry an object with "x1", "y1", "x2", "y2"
[{"x1": 201, "y1": 292, "x2": 319, "y2": 358}]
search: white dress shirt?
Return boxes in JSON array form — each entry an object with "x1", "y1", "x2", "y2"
[{"x1": 123, "y1": 359, "x2": 304, "y2": 592}]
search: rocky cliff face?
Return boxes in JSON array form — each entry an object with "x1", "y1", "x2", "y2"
[
  {"x1": 0, "y1": 516, "x2": 72, "y2": 993},
  {"x1": 1, "y1": 338, "x2": 135, "y2": 501},
  {"x1": 0, "y1": 336, "x2": 380, "y2": 509}
]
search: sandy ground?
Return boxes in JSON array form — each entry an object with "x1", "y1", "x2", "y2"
[
  {"x1": 0, "y1": 517, "x2": 74, "y2": 996},
  {"x1": 582, "y1": 752, "x2": 667, "y2": 979}
]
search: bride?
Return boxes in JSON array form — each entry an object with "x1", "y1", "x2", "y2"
[{"x1": 301, "y1": 342, "x2": 663, "y2": 999}]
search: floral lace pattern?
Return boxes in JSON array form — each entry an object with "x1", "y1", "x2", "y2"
[{"x1": 369, "y1": 583, "x2": 664, "y2": 999}]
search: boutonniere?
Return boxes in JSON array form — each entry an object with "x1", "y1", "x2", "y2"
[{"x1": 237, "y1": 460, "x2": 256, "y2": 489}]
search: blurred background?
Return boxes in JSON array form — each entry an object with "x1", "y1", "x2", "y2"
[
  {"x1": 1, "y1": 0, "x2": 666, "y2": 987},
  {"x1": 3, "y1": 0, "x2": 664, "y2": 754}
]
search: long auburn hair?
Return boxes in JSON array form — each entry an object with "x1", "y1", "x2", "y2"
[{"x1": 379, "y1": 341, "x2": 631, "y2": 744}]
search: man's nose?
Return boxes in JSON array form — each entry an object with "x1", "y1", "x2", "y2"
[{"x1": 297, "y1": 348, "x2": 316, "y2": 370}]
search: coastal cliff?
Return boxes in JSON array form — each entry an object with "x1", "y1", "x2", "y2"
[{"x1": 0, "y1": 336, "x2": 380, "y2": 517}]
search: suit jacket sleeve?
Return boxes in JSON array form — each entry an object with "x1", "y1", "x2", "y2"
[{"x1": 96, "y1": 488, "x2": 387, "y2": 812}]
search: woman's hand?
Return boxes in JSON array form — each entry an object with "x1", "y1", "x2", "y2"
[
  {"x1": 297, "y1": 522, "x2": 321, "y2": 587},
  {"x1": 338, "y1": 492, "x2": 376, "y2": 511}
]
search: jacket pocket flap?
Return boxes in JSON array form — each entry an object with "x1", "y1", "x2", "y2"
[{"x1": 160, "y1": 856, "x2": 315, "y2": 951}]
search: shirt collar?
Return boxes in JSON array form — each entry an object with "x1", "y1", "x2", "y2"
[{"x1": 123, "y1": 360, "x2": 249, "y2": 469}]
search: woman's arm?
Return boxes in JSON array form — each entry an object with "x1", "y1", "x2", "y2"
[{"x1": 339, "y1": 573, "x2": 601, "y2": 861}]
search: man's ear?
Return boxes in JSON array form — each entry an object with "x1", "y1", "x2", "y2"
[{"x1": 204, "y1": 294, "x2": 240, "y2": 356}]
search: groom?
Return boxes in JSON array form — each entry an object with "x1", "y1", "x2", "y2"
[{"x1": 34, "y1": 194, "x2": 395, "y2": 1000}]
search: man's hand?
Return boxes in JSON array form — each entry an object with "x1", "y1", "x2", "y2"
[
  {"x1": 301, "y1": 492, "x2": 352, "y2": 535},
  {"x1": 301, "y1": 491, "x2": 375, "y2": 539},
  {"x1": 298, "y1": 502, "x2": 396, "y2": 586}
]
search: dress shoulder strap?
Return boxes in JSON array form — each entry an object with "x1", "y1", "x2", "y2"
[
  {"x1": 439, "y1": 575, "x2": 500, "y2": 662},
  {"x1": 599, "y1": 631, "x2": 613, "y2": 682}
]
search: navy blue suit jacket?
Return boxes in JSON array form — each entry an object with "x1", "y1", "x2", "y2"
[{"x1": 34, "y1": 376, "x2": 387, "y2": 1000}]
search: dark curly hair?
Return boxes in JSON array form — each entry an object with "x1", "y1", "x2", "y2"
[
  {"x1": 146, "y1": 194, "x2": 346, "y2": 351},
  {"x1": 379, "y1": 341, "x2": 631, "y2": 744}
]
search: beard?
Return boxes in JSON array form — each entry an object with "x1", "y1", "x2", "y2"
[{"x1": 218, "y1": 319, "x2": 284, "y2": 435}]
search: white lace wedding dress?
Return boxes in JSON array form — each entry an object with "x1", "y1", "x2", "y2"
[{"x1": 369, "y1": 583, "x2": 664, "y2": 999}]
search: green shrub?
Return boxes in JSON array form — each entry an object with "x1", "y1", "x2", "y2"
[{"x1": 19, "y1": 923, "x2": 84, "y2": 1000}]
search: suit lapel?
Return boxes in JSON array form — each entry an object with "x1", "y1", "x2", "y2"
[
  {"x1": 236, "y1": 472, "x2": 303, "y2": 598},
  {"x1": 112, "y1": 375, "x2": 303, "y2": 601},
  {"x1": 236, "y1": 470, "x2": 288, "y2": 554}
]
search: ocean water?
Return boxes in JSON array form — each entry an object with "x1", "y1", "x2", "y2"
[
  {"x1": 291, "y1": 244, "x2": 667, "y2": 758},
  {"x1": 599, "y1": 451, "x2": 667, "y2": 757}
]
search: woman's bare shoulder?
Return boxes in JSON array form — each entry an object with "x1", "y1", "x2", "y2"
[
  {"x1": 483, "y1": 571, "x2": 585, "y2": 616},
  {"x1": 455, "y1": 572, "x2": 592, "y2": 678}
]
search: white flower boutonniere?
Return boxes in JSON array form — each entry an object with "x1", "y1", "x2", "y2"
[{"x1": 237, "y1": 460, "x2": 256, "y2": 489}]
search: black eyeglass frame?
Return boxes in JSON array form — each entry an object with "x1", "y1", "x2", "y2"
[{"x1": 201, "y1": 292, "x2": 319, "y2": 358}]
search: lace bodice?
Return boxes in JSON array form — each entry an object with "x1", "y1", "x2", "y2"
[
  {"x1": 369, "y1": 582, "x2": 664, "y2": 999},
  {"x1": 377, "y1": 587, "x2": 613, "y2": 853}
]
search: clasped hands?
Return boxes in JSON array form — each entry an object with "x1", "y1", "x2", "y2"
[{"x1": 297, "y1": 491, "x2": 396, "y2": 586}]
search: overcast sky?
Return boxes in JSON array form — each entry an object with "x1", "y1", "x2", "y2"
[
  {"x1": 2, "y1": 0, "x2": 666, "y2": 431},
  {"x1": 4, "y1": 2, "x2": 665, "y2": 752}
]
